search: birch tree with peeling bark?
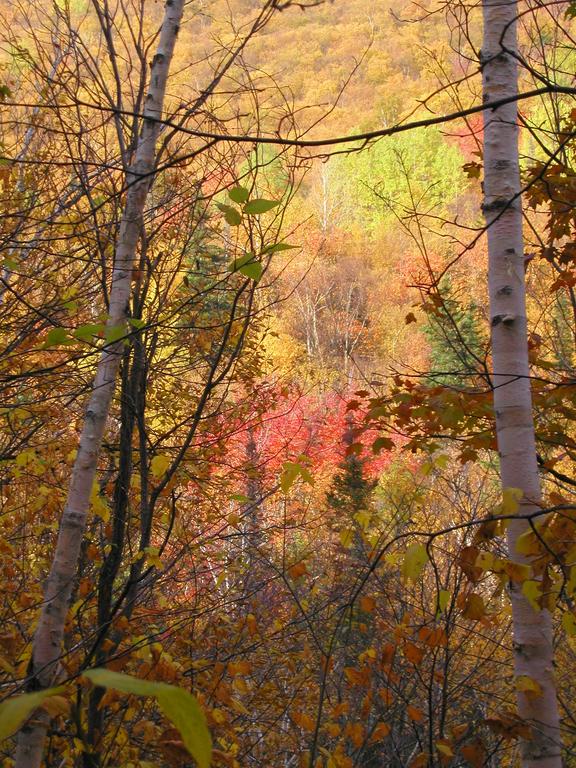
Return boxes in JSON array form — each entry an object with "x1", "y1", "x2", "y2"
[
  {"x1": 481, "y1": 1, "x2": 562, "y2": 765},
  {"x1": 14, "y1": 0, "x2": 185, "y2": 765}
]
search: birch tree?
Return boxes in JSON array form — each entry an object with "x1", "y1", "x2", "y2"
[
  {"x1": 481, "y1": 1, "x2": 562, "y2": 765},
  {"x1": 13, "y1": 0, "x2": 185, "y2": 765}
]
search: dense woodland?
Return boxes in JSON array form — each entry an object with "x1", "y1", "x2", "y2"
[{"x1": 1, "y1": 0, "x2": 576, "y2": 766}]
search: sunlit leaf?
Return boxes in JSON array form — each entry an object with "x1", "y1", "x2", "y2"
[
  {"x1": 151, "y1": 454, "x2": 170, "y2": 478},
  {"x1": 402, "y1": 543, "x2": 429, "y2": 582},
  {"x1": 497, "y1": 487, "x2": 523, "y2": 516}
]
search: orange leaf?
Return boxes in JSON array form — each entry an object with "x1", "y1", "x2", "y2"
[
  {"x1": 408, "y1": 753, "x2": 430, "y2": 768},
  {"x1": 345, "y1": 721, "x2": 365, "y2": 748},
  {"x1": 462, "y1": 593, "x2": 485, "y2": 621},
  {"x1": 407, "y1": 705, "x2": 424, "y2": 722},
  {"x1": 288, "y1": 562, "x2": 307, "y2": 580},
  {"x1": 404, "y1": 642, "x2": 424, "y2": 665},
  {"x1": 370, "y1": 722, "x2": 391, "y2": 743},
  {"x1": 460, "y1": 738, "x2": 487, "y2": 767},
  {"x1": 360, "y1": 595, "x2": 376, "y2": 613}
]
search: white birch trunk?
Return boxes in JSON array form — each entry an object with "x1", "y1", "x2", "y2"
[
  {"x1": 14, "y1": 1, "x2": 184, "y2": 765},
  {"x1": 482, "y1": 2, "x2": 562, "y2": 765}
]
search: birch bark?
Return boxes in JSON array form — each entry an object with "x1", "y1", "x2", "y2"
[
  {"x1": 14, "y1": 1, "x2": 184, "y2": 765},
  {"x1": 481, "y1": 1, "x2": 562, "y2": 765}
]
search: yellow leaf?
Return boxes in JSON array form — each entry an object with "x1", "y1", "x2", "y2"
[
  {"x1": 522, "y1": 580, "x2": 542, "y2": 611},
  {"x1": 90, "y1": 480, "x2": 110, "y2": 522},
  {"x1": 516, "y1": 530, "x2": 541, "y2": 557},
  {"x1": 345, "y1": 721, "x2": 364, "y2": 747},
  {"x1": 354, "y1": 510, "x2": 371, "y2": 531},
  {"x1": 151, "y1": 455, "x2": 170, "y2": 478},
  {"x1": 326, "y1": 721, "x2": 341, "y2": 737},
  {"x1": 144, "y1": 546, "x2": 164, "y2": 571},
  {"x1": 232, "y1": 678, "x2": 248, "y2": 694},
  {"x1": 498, "y1": 487, "x2": 523, "y2": 516},
  {"x1": 436, "y1": 740, "x2": 454, "y2": 757},
  {"x1": 562, "y1": 612, "x2": 576, "y2": 636},
  {"x1": 230, "y1": 697, "x2": 249, "y2": 715},
  {"x1": 516, "y1": 675, "x2": 543, "y2": 699},
  {"x1": 402, "y1": 543, "x2": 429, "y2": 582},
  {"x1": 0, "y1": 686, "x2": 65, "y2": 742},
  {"x1": 475, "y1": 551, "x2": 494, "y2": 571},
  {"x1": 246, "y1": 613, "x2": 258, "y2": 636},
  {"x1": 339, "y1": 529, "x2": 354, "y2": 549},
  {"x1": 358, "y1": 647, "x2": 377, "y2": 664}
]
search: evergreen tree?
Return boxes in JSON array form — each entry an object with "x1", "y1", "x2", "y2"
[{"x1": 423, "y1": 277, "x2": 484, "y2": 387}]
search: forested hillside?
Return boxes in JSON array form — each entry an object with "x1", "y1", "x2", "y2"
[{"x1": 1, "y1": 0, "x2": 576, "y2": 766}]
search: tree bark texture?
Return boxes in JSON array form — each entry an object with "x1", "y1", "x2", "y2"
[
  {"x1": 481, "y1": 1, "x2": 562, "y2": 765},
  {"x1": 14, "y1": 1, "x2": 184, "y2": 765}
]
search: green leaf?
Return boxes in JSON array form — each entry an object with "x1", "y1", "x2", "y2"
[
  {"x1": 105, "y1": 324, "x2": 127, "y2": 344},
  {"x1": 157, "y1": 686, "x2": 212, "y2": 768},
  {"x1": 84, "y1": 669, "x2": 158, "y2": 696},
  {"x1": 83, "y1": 669, "x2": 211, "y2": 768},
  {"x1": 73, "y1": 323, "x2": 105, "y2": 342},
  {"x1": 228, "y1": 186, "x2": 250, "y2": 204},
  {"x1": 229, "y1": 253, "x2": 263, "y2": 282},
  {"x1": 238, "y1": 261, "x2": 262, "y2": 282},
  {"x1": 0, "y1": 686, "x2": 65, "y2": 742},
  {"x1": 437, "y1": 589, "x2": 451, "y2": 614},
  {"x1": 280, "y1": 460, "x2": 314, "y2": 494},
  {"x1": 45, "y1": 327, "x2": 71, "y2": 346},
  {"x1": 216, "y1": 202, "x2": 242, "y2": 226},
  {"x1": 280, "y1": 461, "x2": 300, "y2": 494},
  {"x1": 372, "y1": 436, "x2": 394, "y2": 454},
  {"x1": 402, "y1": 543, "x2": 429, "y2": 582},
  {"x1": 261, "y1": 242, "x2": 298, "y2": 255},
  {"x1": 230, "y1": 493, "x2": 251, "y2": 503},
  {"x1": 243, "y1": 199, "x2": 280, "y2": 215}
]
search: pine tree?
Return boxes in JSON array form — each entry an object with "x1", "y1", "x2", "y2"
[{"x1": 424, "y1": 277, "x2": 484, "y2": 387}]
